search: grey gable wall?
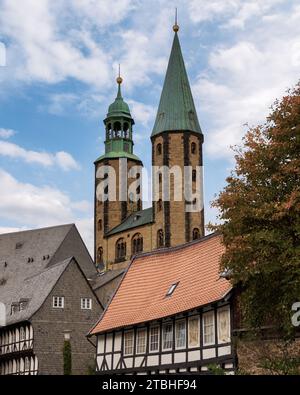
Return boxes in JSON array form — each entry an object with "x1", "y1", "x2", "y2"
[
  {"x1": 49, "y1": 225, "x2": 96, "y2": 279},
  {"x1": 31, "y1": 259, "x2": 102, "y2": 375}
]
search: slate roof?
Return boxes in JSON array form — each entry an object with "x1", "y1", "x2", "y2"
[
  {"x1": 90, "y1": 233, "x2": 232, "y2": 335},
  {"x1": 0, "y1": 224, "x2": 97, "y2": 326},
  {"x1": 105, "y1": 207, "x2": 153, "y2": 237},
  {"x1": 151, "y1": 32, "x2": 202, "y2": 137},
  {"x1": 92, "y1": 269, "x2": 125, "y2": 291}
]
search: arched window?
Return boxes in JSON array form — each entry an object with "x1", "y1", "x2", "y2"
[
  {"x1": 157, "y1": 230, "x2": 164, "y2": 248},
  {"x1": 113, "y1": 121, "x2": 121, "y2": 138},
  {"x1": 116, "y1": 238, "x2": 126, "y2": 261},
  {"x1": 192, "y1": 169, "x2": 197, "y2": 182},
  {"x1": 25, "y1": 357, "x2": 30, "y2": 372},
  {"x1": 191, "y1": 142, "x2": 197, "y2": 154},
  {"x1": 132, "y1": 233, "x2": 143, "y2": 255},
  {"x1": 156, "y1": 143, "x2": 162, "y2": 155},
  {"x1": 157, "y1": 199, "x2": 162, "y2": 212},
  {"x1": 97, "y1": 247, "x2": 103, "y2": 264},
  {"x1": 123, "y1": 122, "x2": 129, "y2": 138},
  {"x1": 98, "y1": 219, "x2": 102, "y2": 232},
  {"x1": 193, "y1": 228, "x2": 200, "y2": 240}
]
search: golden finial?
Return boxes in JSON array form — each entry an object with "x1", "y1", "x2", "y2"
[
  {"x1": 116, "y1": 64, "x2": 123, "y2": 84},
  {"x1": 173, "y1": 8, "x2": 179, "y2": 32}
]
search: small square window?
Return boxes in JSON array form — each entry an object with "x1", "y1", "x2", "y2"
[
  {"x1": 53, "y1": 296, "x2": 64, "y2": 309},
  {"x1": 81, "y1": 298, "x2": 92, "y2": 310},
  {"x1": 166, "y1": 282, "x2": 179, "y2": 297}
]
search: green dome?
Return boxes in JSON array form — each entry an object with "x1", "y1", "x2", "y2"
[{"x1": 107, "y1": 84, "x2": 131, "y2": 117}]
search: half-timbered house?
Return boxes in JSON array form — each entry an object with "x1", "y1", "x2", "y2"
[{"x1": 89, "y1": 233, "x2": 236, "y2": 374}]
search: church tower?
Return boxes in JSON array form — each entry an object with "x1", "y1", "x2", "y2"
[
  {"x1": 94, "y1": 74, "x2": 143, "y2": 269},
  {"x1": 151, "y1": 22, "x2": 205, "y2": 248}
]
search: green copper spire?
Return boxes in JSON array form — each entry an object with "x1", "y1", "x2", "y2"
[
  {"x1": 151, "y1": 29, "x2": 202, "y2": 137},
  {"x1": 95, "y1": 73, "x2": 142, "y2": 164}
]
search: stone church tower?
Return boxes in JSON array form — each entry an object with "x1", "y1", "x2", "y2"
[{"x1": 95, "y1": 24, "x2": 204, "y2": 270}]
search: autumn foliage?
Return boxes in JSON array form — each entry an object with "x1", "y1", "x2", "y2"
[{"x1": 212, "y1": 83, "x2": 300, "y2": 337}]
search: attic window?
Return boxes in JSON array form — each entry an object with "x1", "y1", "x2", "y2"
[
  {"x1": 133, "y1": 215, "x2": 140, "y2": 222},
  {"x1": 166, "y1": 282, "x2": 179, "y2": 297}
]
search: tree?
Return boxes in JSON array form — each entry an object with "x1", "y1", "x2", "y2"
[
  {"x1": 211, "y1": 82, "x2": 300, "y2": 339},
  {"x1": 63, "y1": 340, "x2": 72, "y2": 375}
]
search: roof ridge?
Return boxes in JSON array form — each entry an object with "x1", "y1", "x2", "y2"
[{"x1": 0, "y1": 223, "x2": 74, "y2": 237}]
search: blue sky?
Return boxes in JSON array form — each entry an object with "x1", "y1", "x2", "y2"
[{"x1": 0, "y1": 0, "x2": 299, "y2": 253}]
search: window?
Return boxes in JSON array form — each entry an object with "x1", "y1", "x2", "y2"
[
  {"x1": 191, "y1": 142, "x2": 197, "y2": 154},
  {"x1": 217, "y1": 308, "x2": 230, "y2": 344},
  {"x1": 188, "y1": 316, "x2": 200, "y2": 348},
  {"x1": 192, "y1": 228, "x2": 200, "y2": 240},
  {"x1": 98, "y1": 219, "x2": 102, "y2": 231},
  {"x1": 149, "y1": 326, "x2": 159, "y2": 352},
  {"x1": 156, "y1": 143, "x2": 162, "y2": 155},
  {"x1": 81, "y1": 298, "x2": 92, "y2": 310},
  {"x1": 124, "y1": 331, "x2": 134, "y2": 355},
  {"x1": 192, "y1": 169, "x2": 197, "y2": 182},
  {"x1": 175, "y1": 320, "x2": 186, "y2": 349},
  {"x1": 25, "y1": 357, "x2": 30, "y2": 372},
  {"x1": 162, "y1": 323, "x2": 173, "y2": 350},
  {"x1": 20, "y1": 327, "x2": 25, "y2": 341},
  {"x1": 132, "y1": 233, "x2": 143, "y2": 255},
  {"x1": 203, "y1": 311, "x2": 215, "y2": 346},
  {"x1": 157, "y1": 229, "x2": 164, "y2": 248},
  {"x1": 136, "y1": 328, "x2": 147, "y2": 354},
  {"x1": 11, "y1": 304, "x2": 19, "y2": 315},
  {"x1": 53, "y1": 296, "x2": 64, "y2": 309},
  {"x1": 116, "y1": 238, "x2": 126, "y2": 261},
  {"x1": 97, "y1": 247, "x2": 103, "y2": 264},
  {"x1": 166, "y1": 282, "x2": 179, "y2": 297}
]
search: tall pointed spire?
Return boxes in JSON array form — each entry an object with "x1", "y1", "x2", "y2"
[{"x1": 151, "y1": 22, "x2": 202, "y2": 137}]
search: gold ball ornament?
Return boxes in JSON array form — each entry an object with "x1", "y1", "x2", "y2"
[
  {"x1": 116, "y1": 76, "x2": 123, "y2": 84},
  {"x1": 173, "y1": 24, "x2": 179, "y2": 32}
]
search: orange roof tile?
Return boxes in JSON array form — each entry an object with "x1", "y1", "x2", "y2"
[{"x1": 90, "y1": 233, "x2": 231, "y2": 335}]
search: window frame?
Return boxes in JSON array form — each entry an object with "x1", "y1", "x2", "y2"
[
  {"x1": 175, "y1": 320, "x2": 186, "y2": 350},
  {"x1": 123, "y1": 330, "x2": 134, "y2": 356},
  {"x1": 136, "y1": 328, "x2": 147, "y2": 355},
  {"x1": 52, "y1": 296, "x2": 64, "y2": 309},
  {"x1": 81, "y1": 298, "x2": 92, "y2": 310},
  {"x1": 188, "y1": 316, "x2": 200, "y2": 348},
  {"x1": 149, "y1": 325, "x2": 160, "y2": 353},
  {"x1": 217, "y1": 307, "x2": 231, "y2": 344},
  {"x1": 202, "y1": 311, "x2": 215, "y2": 346},
  {"x1": 162, "y1": 322, "x2": 173, "y2": 351}
]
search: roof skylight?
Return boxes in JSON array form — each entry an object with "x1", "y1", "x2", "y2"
[{"x1": 166, "y1": 282, "x2": 179, "y2": 297}]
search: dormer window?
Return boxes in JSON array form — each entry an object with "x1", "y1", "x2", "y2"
[
  {"x1": 166, "y1": 282, "x2": 179, "y2": 297},
  {"x1": 19, "y1": 300, "x2": 29, "y2": 311}
]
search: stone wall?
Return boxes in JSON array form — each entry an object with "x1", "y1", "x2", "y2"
[{"x1": 31, "y1": 260, "x2": 102, "y2": 375}]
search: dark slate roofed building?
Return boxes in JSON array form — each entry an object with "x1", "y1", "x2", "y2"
[{"x1": 0, "y1": 224, "x2": 103, "y2": 375}]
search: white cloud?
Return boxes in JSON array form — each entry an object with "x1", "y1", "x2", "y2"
[
  {"x1": 0, "y1": 140, "x2": 80, "y2": 170},
  {"x1": 0, "y1": 128, "x2": 16, "y2": 139},
  {"x1": 0, "y1": 168, "x2": 93, "y2": 254},
  {"x1": 75, "y1": 217, "x2": 94, "y2": 256},
  {"x1": 193, "y1": 1, "x2": 300, "y2": 159},
  {"x1": 128, "y1": 100, "x2": 156, "y2": 127},
  {"x1": 188, "y1": 0, "x2": 286, "y2": 27}
]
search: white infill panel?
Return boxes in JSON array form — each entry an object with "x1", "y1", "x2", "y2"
[
  {"x1": 188, "y1": 350, "x2": 200, "y2": 362},
  {"x1": 161, "y1": 354, "x2": 172, "y2": 365},
  {"x1": 147, "y1": 355, "x2": 159, "y2": 366},
  {"x1": 202, "y1": 348, "x2": 216, "y2": 359},
  {"x1": 106, "y1": 334, "x2": 113, "y2": 353},
  {"x1": 174, "y1": 352, "x2": 186, "y2": 363}
]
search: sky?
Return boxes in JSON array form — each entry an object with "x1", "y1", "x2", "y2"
[{"x1": 0, "y1": 0, "x2": 299, "y2": 255}]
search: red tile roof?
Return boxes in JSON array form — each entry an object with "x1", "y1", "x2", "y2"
[{"x1": 90, "y1": 233, "x2": 231, "y2": 335}]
